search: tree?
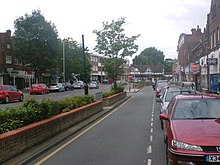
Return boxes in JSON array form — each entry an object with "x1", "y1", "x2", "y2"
[
  {"x1": 133, "y1": 47, "x2": 165, "y2": 66},
  {"x1": 63, "y1": 38, "x2": 91, "y2": 83},
  {"x1": 93, "y1": 17, "x2": 140, "y2": 88},
  {"x1": 13, "y1": 9, "x2": 60, "y2": 83},
  {"x1": 164, "y1": 58, "x2": 177, "y2": 75}
]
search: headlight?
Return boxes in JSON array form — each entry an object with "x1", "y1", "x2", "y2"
[{"x1": 172, "y1": 140, "x2": 203, "y2": 151}]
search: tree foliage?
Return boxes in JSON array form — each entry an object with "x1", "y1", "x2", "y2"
[
  {"x1": 63, "y1": 38, "x2": 91, "y2": 83},
  {"x1": 133, "y1": 47, "x2": 165, "y2": 65},
  {"x1": 93, "y1": 17, "x2": 140, "y2": 85},
  {"x1": 13, "y1": 9, "x2": 60, "y2": 82},
  {"x1": 102, "y1": 58, "x2": 125, "y2": 81},
  {"x1": 164, "y1": 58, "x2": 177, "y2": 74},
  {"x1": 133, "y1": 47, "x2": 176, "y2": 74}
]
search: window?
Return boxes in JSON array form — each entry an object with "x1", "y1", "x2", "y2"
[
  {"x1": 6, "y1": 56, "x2": 12, "y2": 64},
  {"x1": 14, "y1": 59, "x2": 19, "y2": 65},
  {"x1": 5, "y1": 85, "x2": 11, "y2": 91},
  {"x1": 217, "y1": 28, "x2": 220, "y2": 45},
  {"x1": 7, "y1": 44, "x2": 11, "y2": 49},
  {"x1": 92, "y1": 66, "x2": 98, "y2": 72},
  {"x1": 213, "y1": 31, "x2": 216, "y2": 47}
]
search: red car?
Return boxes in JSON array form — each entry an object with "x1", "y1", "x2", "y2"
[
  {"x1": 160, "y1": 94, "x2": 220, "y2": 165},
  {"x1": 0, "y1": 85, "x2": 24, "y2": 103},
  {"x1": 29, "y1": 83, "x2": 49, "y2": 95}
]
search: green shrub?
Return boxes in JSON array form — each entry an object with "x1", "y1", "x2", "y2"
[
  {"x1": 111, "y1": 83, "x2": 124, "y2": 93},
  {"x1": 0, "y1": 95, "x2": 94, "y2": 134}
]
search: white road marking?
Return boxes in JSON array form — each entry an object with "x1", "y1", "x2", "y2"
[
  {"x1": 151, "y1": 122, "x2": 153, "y2": 127},
  {"x1": 150, "y1": 128, "x2": 153, "y2": 133},
  {"x1": 35, "y1": 96, "x2": 133, "y2": 165},
  {"x1": 150, "y1": 135, "x2": 153, "y2": 142},
  {"x1": 147, "y1": 159, "x2": 152, "y2": 165},
  {"x1": 147, "y1": 145, "x2": 152, "y2": 154},
  {"x1": 151, "y1": 118, "x2": 154, "y2": 122}
]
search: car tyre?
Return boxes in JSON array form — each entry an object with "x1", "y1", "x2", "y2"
[
  {"x1": 19, "y1": 95, "x2": 24, "y2": 102},
  {"x1": 5, "y1": 96, "x2": 9, "y2": 103},
  {"x1": 166, "y1": 143, "x2": 170, "y2": 165},
  {"x1": 161, "y1": 119, "x2": 164, "y2": 130},
  {"x1": 164, "y1": 135, "x2": 167, "y2": 144}
]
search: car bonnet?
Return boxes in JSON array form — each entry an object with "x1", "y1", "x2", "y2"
[{"x1": 172, "y1": 119, "x2": 220, "y2": 146}]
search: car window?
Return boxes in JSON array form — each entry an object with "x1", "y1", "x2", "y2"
[
  {"x1": 11, "y1": 86, "x2": 17, "y2": 91},
  {"x1": 167, "y1": 97, "x2": 175, "y2": 116},
  {"x1": 173, "y1": 99, "x2": 220, "y2": 120},
  {"x1": 5, "y1": 85, "x2": 11, "y2": 91},
  {"x1": 165, "y1": 90, "x2": 193, "y2": 102},
  {"x1": 32, "y1": 84, "x2": 39, "y2": 87}
]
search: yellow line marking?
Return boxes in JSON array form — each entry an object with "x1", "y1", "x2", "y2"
[{"x1": 35, "y1": 96, "x2": 133, "y2": 165}]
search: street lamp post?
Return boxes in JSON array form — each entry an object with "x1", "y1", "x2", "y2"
[
  {"x1": 63, "y1": 39, "x2": 66, "y2": 83},
  {"x1": 82, "y1": 35, "x2": 88, "y2": 95}
]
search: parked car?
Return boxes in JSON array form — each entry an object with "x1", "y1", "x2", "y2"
[
  {"x1": 73, "y1": 81, "x2": 84, "y2": 89},
  {"x1": 160, "y1": 94, "x2": 220, "y2": 165},
  {"x1": 63, "y1": 82, "x2": 73, "y2": 91},
  {"x1": 157, "y1": 86, "x2": 196, "y2": 129},
  {"x1": 0, "y1": 85, "x2": 24, "y2": 103},
  {"x1": 49, "y1": 83, "x2": 65, "y2": 92},
  {"x1": 89, "y1": 81, "x2": 99, "y2": 89},
  {"x1": 29, "y1": 83, "x2": 49, "y2": 95},
  {"x1": 155, "y1": 80, "x2": 168, "y2": 97}
]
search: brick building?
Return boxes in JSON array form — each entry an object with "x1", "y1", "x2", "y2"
[
  {"x1": 177, "y1": 0, "x2": 220, "y2": 92},
  {"x1": 0, "y1": 30, "x2": 26, "y2": 89},
  {"x1": 177, "y1": 26, "x2": 203, "y2": 82}
]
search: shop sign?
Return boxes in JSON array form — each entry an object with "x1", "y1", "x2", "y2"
[
  {"x1": 207, "y1": 58, "x2": 218, "y2": 65},
  {"x1": 191, "y1": 63, "x2": 199, "y2": 74}
]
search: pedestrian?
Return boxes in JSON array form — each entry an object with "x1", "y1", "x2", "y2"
[{"x1": 191, "y1": 82, "x2": 195, "y2": 90}]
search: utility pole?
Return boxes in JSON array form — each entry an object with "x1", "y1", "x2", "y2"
[
  {"x1": 63, "y1": 39, "x2": 66, "y2": 83},
  {"x1": 82, "y1": 35, "x2": 88, "y2": 95}
]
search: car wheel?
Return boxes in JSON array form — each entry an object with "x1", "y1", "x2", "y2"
[
  {"x1": 164, "y1": 134, "x2": 167, "y2": 144},
  {"x1": 166, "y1": 143, "x2": 170, "y2": 165},
  {"x1": 5, "y1": 96, "x2": 9, "y2": 103},
  {"x1": 161, "y1": 120, "x2": 164, "y2": 130},
  {"x1": 19, "y1": 95, "x2": 24, "y2": 102},
  {"x1": 30, "y1": 93, "x2": 33, "y2": 95}
]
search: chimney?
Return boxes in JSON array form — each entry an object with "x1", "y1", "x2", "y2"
[
  {"x1": 191, "y1": 28, "x2": 196, "y2": 36},
  {"x1": 6, "y1": 30, "x2": 11, "y2": 37},
  {"x1": 196, "y1": 25, "x2": 201, "y2": 35}
]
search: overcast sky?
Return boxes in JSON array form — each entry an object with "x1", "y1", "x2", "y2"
[{"x1": 0, "y1": 0, "x2": 210, "y2": 61}]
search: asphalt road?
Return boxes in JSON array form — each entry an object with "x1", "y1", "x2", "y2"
[
  {"x1": 28, "y1": 86, "x2": 166, "y2": 165},
  {"x1": 0, "y1": 84, "x2": 111, "y2": 110}
]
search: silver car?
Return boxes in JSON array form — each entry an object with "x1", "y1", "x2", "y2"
[{"x1": 49, "y1": 83, "x2": 65, "y2": 92}]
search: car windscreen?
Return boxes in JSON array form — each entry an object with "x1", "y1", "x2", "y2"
[
  {"x1": 31, "y1": 84, "x2": 40, "y2": 87},
  {"x1": 173, "y1": 99, "x2": 220, "y2": 120},
  {"x1": 165, "y1": 90, "x2": 195, "y2": 102}
]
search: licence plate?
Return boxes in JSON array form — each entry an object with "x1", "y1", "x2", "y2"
[{"x1": 206, "y1": 155, "x2": 220, "y2": 162}]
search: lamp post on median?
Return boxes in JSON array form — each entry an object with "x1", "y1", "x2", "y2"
[
  {"x1": 63, "y1": 39, "x2": 66, "y2": 83},
  {"x1": 82, "y1": 35, "x2": 88, "y2": 95}
]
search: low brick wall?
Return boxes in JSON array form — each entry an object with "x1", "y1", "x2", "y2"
[
  {"x1": 0, "y1": 101, "x2": 103, "y2": 164},
  {"x1": 102, "y1": 91, "x2": 127, "y2": 107}
]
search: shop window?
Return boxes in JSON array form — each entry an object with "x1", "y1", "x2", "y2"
[{"x1": 6, "y1": 56, "x2": 12, "y2": 64}]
